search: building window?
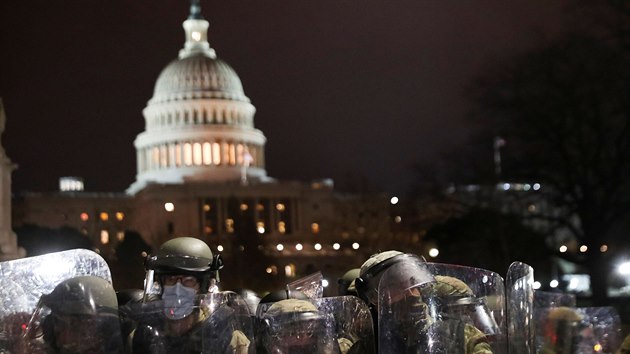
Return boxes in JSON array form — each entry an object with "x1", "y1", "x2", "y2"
[
  {"x1": 203, "y1": 142, "x2": 212, "y2": 165},
  {"x1": 117, "y1": 231, "x2": 125, "y2": 241},
  {"x1": 184, "y1": 143, "x2": 193, "y2": 166},
  {"x1": 278, "y1": 221, "x2": 286, "y2": 234},
  {"x1": 100, "y1": 212, "x2": 109, "y2": 221},
  {"x1": 311, "y1": 223, "x2": 320, "y2": 234},
  {"x1": 160, "y1": 145, "x2": 168, "y2": 168},
  {"x1": 229, "y1": 143, "x2": 236, "y2": 165},
  {"x1": 212, "y1": 142, "x2": 221, "y2": 165},
  {"x1": 285, "y1": 264, "x2": 296, "y2": 278},
  {"x1": 225, "y1": 219, "x2": 235, "y2": 234},
  {"x1": 193, "y1": 142, "x2": 202, "y2": 166},
  {"x1": 236, "y1": 144, "x2": 244, "y2": 165},
  {"x1": 151, "y1": 147, "x2": 159, "y2": 169},
  {"x1": 115, "y1": 212, "x2": 124, "y2": 221},
  {"x1": 240, "y1": 203, "x2": 249, "y2": 211},
  {"x1": 276, "y1": 203, "x2": 285, "y2": 212},
  {"x1": 100, "y1": 230, "x2": 109, "y2": 244},
  {"x1": 257, "y1": 222, "x2": 265, "y2": 234},
  {"x1": 175, "y1": 143, "x2": 182, "y2": 167},
  {"x1": 164, "y1": 203, "x2": 175, "y2": 212}
]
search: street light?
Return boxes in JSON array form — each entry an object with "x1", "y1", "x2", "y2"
[{"x1": 618, "y1": 261, "x2": 630, "y2": 275}]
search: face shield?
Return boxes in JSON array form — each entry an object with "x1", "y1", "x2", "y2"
[
  {"x1": 260, "y1": 300, "x2": 339, "y2": 354},
  {"x1": 23, "y1": 278, "x2": 122, "y2": 354}
]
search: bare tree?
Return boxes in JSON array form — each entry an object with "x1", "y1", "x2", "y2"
[{"x1": 469, "y1": 3, "x2": 630, "y2": 305}]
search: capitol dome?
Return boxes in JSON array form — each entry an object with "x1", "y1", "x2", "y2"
[
  {"x1": 127, "y1": 3, "x2": 268, "y2": 195},
  {"x1": 151, "y1": 54, "x2": 250, "y2": 105}
]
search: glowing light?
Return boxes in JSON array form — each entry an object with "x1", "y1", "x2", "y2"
[
  {"x1": 618, "y1": 262, "x2": 630, "y2": 275},
  {"x1": 503, "y1": 183, "x2": 511, "y2": 191},
  {"x1": 594, "y1": 343, "x2": 602, "y2": 352},
  {"x1": 333, "y1": 243, "x2": 340, "y2": 250},
  {"x1": 314, "y1": 243, "x2": 322, "y2": 250},
  {"x1": 311, "y1": 223, "x2": 320, "y2": 234},
  {"x1": 265, "y1": 267, "x2": 272, "y2": 274},
  {"x1": 295, "y1": 243, "x2": 303, "y2": 251},
  {"x1": 203, "y1": 204, "x2": 211, "y2": 212},
  {"x1": 276, "y1": 244, "x2": 284, "y2": 251},
  {"x1": 580, "y1": 245, "x2": 588, "y2": 253},
  {"x1": 322, "y1": 279, "x2": 329, "y2": 287},
  {"x1": 240, "y1": 203, "x2": 248, "y2": 211},
  {"x1": 80, "y1": 212, "x2": 89, "y2": 221},
  {"x1": 390, "y1": 196, "x2": 399, "y2": 205},
  {"x1": 533, "y1": 281, "x2": 541, "y2": 290},
  {"x1": 482, "y1": 275, "x2": 488, "y2": 284},
  {"x1": 550, "y1": 279, "x2": 559, "y2": 288},
  {"x1": 600, "y1": 244, "x2": 608, "y2": 252},
  {"x1": 352, "y1": 243, "x2": 360, "y2": 250},
  {"x1": 100, "y1": 230, "x2": 109, "y2": 244},
  {"x1": 394, "y1": 216, "x2": 402, "y2": 223},
  {"x1": 217, "y1": 245, "x2": 224, "y2": 252},
  {"x1": 428, "y1": 248, "x2": 439, "y2": 258},
  {"x1": 559, "y1": 245, "x2": 568, "y2": 253},
  {"x1": 164, "y1": 203, "x2": 175, "y2": 212},
  {"x1": 192, "y1": 31, "x2": 201, "y2": 41},
  {"x1": 276, "y1": 203, "x2": 285, "y2": 211},
  {"x1": 100, "y1": 212, "x2": 109, "y2": 221},
  {"x1": 533, "y1": 183, "x2": 541, "y2": 191},
  {"x1": 257, "y1": 221, "x2": 265, "y2": 234}
]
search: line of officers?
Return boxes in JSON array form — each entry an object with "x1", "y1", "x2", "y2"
[{"x1": 3, "y1": 236, "x2": 629, "y2": 354}]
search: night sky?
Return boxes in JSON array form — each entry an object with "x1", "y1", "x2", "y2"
[{"x1": 0, "y1": 1, "x2": 566, "y2": 195}]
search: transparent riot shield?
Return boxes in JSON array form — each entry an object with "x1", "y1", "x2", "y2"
[
  {"x1": 315, "y1": 296, "x2": 376, "y2": 354},
  {"x1": 0, "y1": 249, "x2": 112, "y2": 353},
  {"x1": 257, "y1": 297, "x2": 341, "y2": 354},
  {"x1": 125, "y1": 291, "x2": 255, "y2": 354},
  {"x1": 286, "y1": 271, "x2": 324, "y2": 299},
  {"x1": 535, "y1": 305, "x2": 621, "y2": 354},
  {"x1": 506, "y1": 261, "x2": 535, "y2": 354},
  {"x1": 534, "y1": 290, "x2": 576, "y2": 308},
  {"x1": 377, "y1": 254, "x2": 438, "y2": 353}
]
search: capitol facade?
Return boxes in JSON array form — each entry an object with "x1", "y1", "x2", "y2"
[{"x1": 5, "y1": 3, "x2": 407, "y2": 293}]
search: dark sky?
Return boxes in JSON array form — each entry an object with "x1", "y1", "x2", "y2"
[{"x1": 0, "y1": 0, "x2": 566, "y2": 195}]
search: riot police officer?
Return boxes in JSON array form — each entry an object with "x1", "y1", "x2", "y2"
[
  {"x1": 24, "y1": 275, "x2": 124, "y2": 354},
  {"x1": 129, "y1": 236, "x2": 252, "y2": 354}
]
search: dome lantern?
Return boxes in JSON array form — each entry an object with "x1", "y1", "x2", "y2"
[{"x1": 179, "y1": 0, "x2": 216, "y2": 59}]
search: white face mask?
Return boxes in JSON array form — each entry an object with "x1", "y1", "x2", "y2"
[{"x1": 162, "y1": 283, "x2": 197, "y2": 320}]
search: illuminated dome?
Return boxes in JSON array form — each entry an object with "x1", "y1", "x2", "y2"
[
  {"x1": 151, "y1": 55, "x2": 249, "y2": 104},
  {"x1": 127, "y1": 2, "x2": 267, "y2": 195}
]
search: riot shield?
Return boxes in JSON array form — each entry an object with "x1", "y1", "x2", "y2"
[
  {"x1": 506, "y1": 261, "x2": 535, "y2": 354},
  {"x1": 125, "y1": 291, "x2": 255, "y2": 354},
  {"x1": 315, "y1": 296, "x2": 376, "y2": 354},
  {"x1": 257, "y1": 297, "x2": 344, "y2": 354},
  {"x1": 535, "y1": 305, "x2": 621, "y2": 354},
  {"x1": 286, "y1": 272, "x2": 324, "y2": 299},
  {"x1": 0, "y1": 249, "x2": 112, "y2": 353},
  {"x1": 377, "y1": 254, "x2": 438, "y2": 353},
  {"x1": 379, "y1": 258, "x2": 508, "y2": 354},
  {"x1": 534, "y1": 290, "x2": 576, "y2": 308}
]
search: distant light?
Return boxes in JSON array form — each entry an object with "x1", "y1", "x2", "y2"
[
  {"x1": 257, "y1": 226, "x2": 265, "y2": 234},
  {"x1": 295, "y1": 243, "x2": 303, "y2": 251},
  {"x1": 322, "y1": 279, "x2": 329, "y2": 288},
  {"x1": 600, "y1": 244, "x2": 608, "y2": 253},
  {"x1": 550, "y1": 279, "x2": 559, "y2": 288},
  {"x1": 580, "y1": 245, "x2": 588, "y2": 253},
  {"x1": 567, "y1": 277, "x2": 580, "y2": 291},
  {"x1": 217, "y1": 245, "x2": 224, "y2": 252},
  {"x1": 115, "y1": 212, "x2": 124, "y2": 221},
  {"x1": 192, "y1": 31, "x2": 201, "y2": 41},
  {"x1": 352, "y1": 242, "x2": 360, "y2": 250},
  {"x1": 594, "y1": 343, "x2": 602, "y2": 352},
  {"x1": 265, "y1": 267, "x2": 272, "y2": 274},
  {"x1": 276, "y1": 203, "x2": 285, "y2": 211},
  {"x1": 390, "y1": 196, "x2": 399, "y2": 205},
  {"x1": 503, "y1": 183, "x2": 511, "y2": 191},
  {"x1": 164, "y1": 203, "x2": 175, "y2": 212},
  {"x1": 533, "y1": 281, "x2": 541, "y2": 290},
  {"x1": 276, "y1": 244, "x2": 284, "y2": 251},
  {"x1": 314, "y1": 243, "x2": 322, "y2": 251},
  {"x1": 618, "y1": 262, "x2": 630, "y2": 275},
  {"x1": 533, "y1": 183, "x2": 541, "y2": 191},
  {"x1": 482, "y1": 275, "x2": 488, "y2": 284},
  {"x1": 523, "y1": 184, "x2": 531, "y2": 191},
  {"x1": 394, "y1": 216, "x2": 402, "y2": 223},
  {"x1": 428, "y1": 248, "x2": 439, "y2": 258},
  {"x1": 80, "y1": 212, "x2": 89, "y2": 221},
  {"x1": 559, "y1": 245, "x2": 568, "y2": 253},
  {"x1": 333, "y1": 243, "x2": 340, "y2": 250},
  {"x1": 100, "y1": 212, "x2": 109, "y2": 221}
]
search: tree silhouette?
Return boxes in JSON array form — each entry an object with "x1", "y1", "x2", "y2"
[{"x1": 469, "y1": 2, "x2": 630, "y2": 305}]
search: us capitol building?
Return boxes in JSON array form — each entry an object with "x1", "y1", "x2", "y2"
[{"x1": 2, "y1": 3, "x2": 416, "y2": 292}]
